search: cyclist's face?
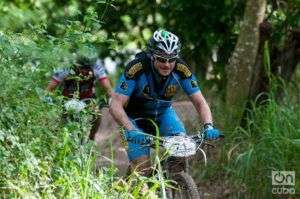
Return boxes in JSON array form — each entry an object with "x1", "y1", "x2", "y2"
[{"x1": 153, "y1": 54, "x2": 176, "y2": 76}]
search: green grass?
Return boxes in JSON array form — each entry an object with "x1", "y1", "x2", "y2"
[
  {"x1": 190, "y1": 40, "x2": 300, "y2": 198},
  {"x1": 0, "y1": 31, "x2": 120, "y2": 198},
  {"x1": 228, "y1": 92, "x2": 299, "y2": 197},
  {"x1": 193, "y1": 78, "x2": 300, "y2": 198}
]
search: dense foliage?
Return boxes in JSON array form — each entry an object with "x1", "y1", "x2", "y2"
[{"x1": 0, "y1": 26, "x2": 109, "y2": 197}]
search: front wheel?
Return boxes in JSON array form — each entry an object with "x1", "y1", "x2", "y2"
[{"x1": 167, "y1": 171, "x2": 200, "y2": 199}]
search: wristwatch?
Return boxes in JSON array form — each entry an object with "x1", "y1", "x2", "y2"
[{"x1": 204, "y1": 123, "x2": 214, "y2": 130}]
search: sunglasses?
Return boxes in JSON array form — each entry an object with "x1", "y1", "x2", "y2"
[{"x1": 154, "y1": 55, "x2": 177, "y2": 63}]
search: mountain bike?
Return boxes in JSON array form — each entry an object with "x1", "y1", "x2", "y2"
[
  {"x1": 145, "y1": 132, "x2": 224, "y2": 199},
  {"x1": 63, "y1": 98, "x2": 99, "y2": 143}
]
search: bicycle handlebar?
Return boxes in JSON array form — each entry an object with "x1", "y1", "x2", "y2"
[{"x1": 147, "y1": 131, "x2": 224, "y2": 145}]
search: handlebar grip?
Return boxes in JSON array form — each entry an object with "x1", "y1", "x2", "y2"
[{"x1": 201, "y1": 133, "x2": 225, "y2": 140}]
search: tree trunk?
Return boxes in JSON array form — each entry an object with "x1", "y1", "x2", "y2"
[
  {"x1": 273, "y1": 28, "x2": 300, "y2": 83},
  {"x1": 225, "y1": 0, "x2": 266, "y2": 127},
  {"x1": 250, "y1": 25, "x2": 300, "y2": 102},
  {"x1": 249, "y1": 20, "x2": 272, "y2": 101}
]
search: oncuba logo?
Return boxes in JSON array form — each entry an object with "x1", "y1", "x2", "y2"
[
  {"x1": 272, "y1": 171, "x2": 295, "y2": 195},
  {"x1": 272, "y1": 171, "x2": 295, "y2": 185}
]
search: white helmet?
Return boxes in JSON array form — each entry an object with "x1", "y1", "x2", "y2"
[{"x1": 147, "y1": 30, "x2": 181, "y2": 56}]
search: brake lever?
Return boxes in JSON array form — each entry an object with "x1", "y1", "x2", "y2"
[
  {"x1": 202, "y1": 134, "x2": 225, "y2": 148},
  {"x1": 203, "y1": 142, "x2": 216, "y2": 148},
  {"x1": 147, "y1": 137, "x2": 164, "y2": 147}
]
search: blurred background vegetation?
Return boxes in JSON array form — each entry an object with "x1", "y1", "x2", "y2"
[{"x1": 0, "y1": 0, "x2": 299, "y2": 198}]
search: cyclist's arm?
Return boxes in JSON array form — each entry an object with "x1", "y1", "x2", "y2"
[
  {"x1": 176, "y1": 67, "x2": 213, "y2": 124},
  {"x1": 46, "y1": 79, "x2": 60, "y2": 92},
  {"x1": 94, "y1": 59, "x2": 113, "y2": 96},
  {"x1": 109, "y1": 93, "x2": 135, "y2": 130},
  {"x1": 46, "y1": 68, "x2": 68, "y2": 92},
  {"x1": 189, "y1": 91, "x2": 213, "y2": 124},
  {"x1": 109, "y1": 72, "x2": 136, "y2": 130},
  {"x1": 98, "y1": 77, "x2": 113, "y2": 97}
]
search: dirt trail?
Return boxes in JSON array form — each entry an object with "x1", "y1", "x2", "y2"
[{"x1": 94, "y1": 101, "x2": 198, "y2": 175}]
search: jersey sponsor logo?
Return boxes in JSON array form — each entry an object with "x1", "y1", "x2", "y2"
[
  {"x1": 120, "y1": 81, "x2": 128, "y2": 91},
  {"x1": 142, "y1": 85, "x2": 152, "y2": 98},
  {"x1": 164, "y1": 85, "x2": 177, "y2": 98},
  {"x1": 126, "y1": 62, "x2": 143, "y2": 78},
  {"x1": 191, "y1": 80, "x2": 198, "y2": 88},
  {"x1": 176, "y1": 63, "x2": 192, "y2": 78}
]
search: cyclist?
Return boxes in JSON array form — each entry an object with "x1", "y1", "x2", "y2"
[
  {"x1": 109, "y1": 30, "x2": 223, "y2": 175},
  {"x1": 46, "y1": 55, "x2": 113, "y2": 140}
]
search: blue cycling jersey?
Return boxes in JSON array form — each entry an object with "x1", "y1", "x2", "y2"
[{"x1": 115, "y1": 51, "x2": 200, "y2": 119}]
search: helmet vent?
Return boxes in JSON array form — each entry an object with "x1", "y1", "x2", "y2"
[{"x1": 147, "y1": 30, "x2": 181, "y2": 56}]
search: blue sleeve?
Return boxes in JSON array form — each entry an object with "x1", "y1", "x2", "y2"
[
  {"x1": 180, "y1": 74, "x2": 200, "y2": 96},
  {"x1": 115, "y1": 74, "x2": 136, "y2": 96}
]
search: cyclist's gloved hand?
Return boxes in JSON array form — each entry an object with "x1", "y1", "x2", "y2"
[
  {"x1": 125, "y1": 130, "x2": 152, "y2": 144},
  {"x1": 203, "y1": 123, "x2": 223, "y2": 140}
]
